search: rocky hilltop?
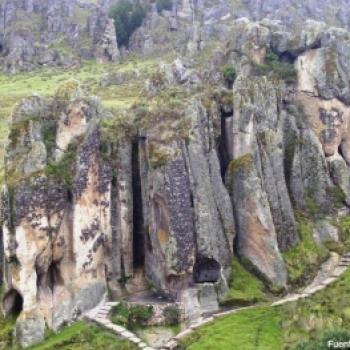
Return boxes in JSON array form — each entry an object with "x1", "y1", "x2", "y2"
[
  {"x1": 1, "y1": 0, "x2": 350, "y2": 348},
  {"x1": 1, "y1": 0, "x2": 350, "y2": 73},
  {"x1": 0, "y1": 0, "x2": 119, "y2": 73}
]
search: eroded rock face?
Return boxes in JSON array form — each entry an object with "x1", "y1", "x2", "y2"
[
  {"x1": 4, "y1": 13, "x2": 350, "y2": 348},
  {"x1": 0, "y1": 0, "x2": 119, "y2": 73}
]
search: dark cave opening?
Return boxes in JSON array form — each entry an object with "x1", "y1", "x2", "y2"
[
  {"x1": 278, "y1": 51, "x2": 296, "y2": 64},
  {"x1": 193, "y1": 257, "x2": 221, "y2": 283},
  {"x1": 3, "y1": 289, "x2": 23, "y2": 317},
  {"x1": 132, "y1": 139, "x2": 145, "y2": 268}
]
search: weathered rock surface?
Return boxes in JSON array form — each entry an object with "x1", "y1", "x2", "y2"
[
  {"x1": 0, "y1": 0, "x2": 119, "y2": 72},
  {"x1": 3, "y1": 5, "x2": 350, "y2": 348}
]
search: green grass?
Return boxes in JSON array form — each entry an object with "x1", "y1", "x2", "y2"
[
  {"x1": 181, "y1": 306, "x2": 283, "y2": 350},
  {"x1": 0, "y1": 317, "x2": 137, "y2": 350},
  {"x1": 221, "y1": 258, "x2": 268, "y2": 306},
  {"x1": 182, "y1": 265, "x2": 350, "y2": 350},
  {"x1": 282, "y1": 215, "x2": 329, "y2": 286},
  {"x1": 28, "y1": 321, "x2": 137, "y2": 350}
]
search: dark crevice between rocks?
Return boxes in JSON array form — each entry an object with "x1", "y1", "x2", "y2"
[
  {"x1": 193, "y1": 257, "x2": 221, "y2": 283},
  {"x1": 67, "y1": 189, "x2": 73, "y2": 203},
  {"x1": 110, "y1": 168, "x2": 119, "y2": 277},
  {"x1": 48, "y1": 261, "x2": 64, "y2": 288},
  {"x1": 2, "y1": 289, "x2": 23, "y2": 318},
  {"x1": 132, "y1": 139, "x2": 145, "y2": 269},
  {"x1": 218, "y1": 109, "x2": 233, "y2": 179},
  {"x1": 36, "y1": 261, "x2": 64, "y2": 299}
]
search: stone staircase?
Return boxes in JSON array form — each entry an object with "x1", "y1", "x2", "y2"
[{"x1": 85, "y1": 300, "x2": 156, "y2": 350}]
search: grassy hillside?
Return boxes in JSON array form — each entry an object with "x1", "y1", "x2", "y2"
[
  {"x1": 0, "y1": 319, "x2": 137, "y2": 350},
  {"x1": 181, "y1": 265, "x2": 350, "y2": 350}
]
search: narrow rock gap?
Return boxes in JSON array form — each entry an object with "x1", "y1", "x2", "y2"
[
  {"x1": 218, "y1": 108, "x2": 233, "y2": 179},
  {"x1": 132, "y1": 139, "x2": 145, "y2": 269},
  {"x1": 110, "y1": 161, "x2": 119, "y2": 276}
]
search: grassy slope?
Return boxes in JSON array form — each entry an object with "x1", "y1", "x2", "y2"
[
  {"x1": 221, "y1": 258, "x2": 268, "y2": 306},
  {"x1": 182, "y1": 265, "x2": 350, "y2": 350},
  {"x1": 0, "y1": 320, "x2": 137, "y2": 350}
]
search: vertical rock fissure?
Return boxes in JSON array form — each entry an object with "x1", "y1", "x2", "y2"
[
  {"x1": 132, "y1": 139, "x2": 145, "y2": 269},
  {"x1": 110, "y1": 154, "x2": 119, "y2": 277},
  {"x1": 218, "y1": 109, "x2": 233, "y2": 180}
]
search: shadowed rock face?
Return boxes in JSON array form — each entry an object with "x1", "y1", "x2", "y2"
[{"x1": 3, "y1": 11, "x2": 350, "y2": 348}]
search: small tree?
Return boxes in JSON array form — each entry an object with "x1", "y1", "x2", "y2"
[{"x1": 109, "y1": 0, "x2": 146, "y2": 48}]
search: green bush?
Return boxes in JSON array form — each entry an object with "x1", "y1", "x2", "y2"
[
  {"x1": 163, "y1": 305, "x2": 181, "y2": 326},
  {"x1": 254, "y1": 50, "x2": 297, "y2": 83},
  {"x1": 109, "y1": 0, "x2": 146, "y2": 48},
  {"x1": 46, "y1": 142, "x2": 78, "y2": 186},
  {"x1": 222, "y1": 65, "x2": 236, "y2": 88},
  {"x1": 111, "y1": 302, "x2": 154, "y2": 330},
  {"x1": 283, "y1": 214, "x2": 329, "y2": 286},
  {"x1": 156, "y1": 0, "x2": 173, "y2": 12}
]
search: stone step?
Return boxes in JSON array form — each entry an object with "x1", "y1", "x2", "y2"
[
  {"x1": 105, "y1": 302, "x2": 119, "y2": 307},
  {"x1": 121, "y1": 330, "x2": 136, "y2": 338},
  {"x1": 99, "y1": 306, "x2": 113, "y2": 312},
  {"x1": 108, "y1": 324, "x2": 126, "y2": 333},
  {"x1": 138, "y1": 342, "x2": 147, "y2": 349},
  {"x1": 129, "y1": 337, "x2": 142, "y2": 344},
  {"x1": 320, "y1": 277, "x2": 337, "y2": 286}
]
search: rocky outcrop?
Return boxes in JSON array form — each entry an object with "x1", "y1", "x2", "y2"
[
  {"x1": 0, "y1": 0, "x2": 119, "y2": 73},
  {"x1": 4, "y1": 8, "x2": 350, "y2": 348}
]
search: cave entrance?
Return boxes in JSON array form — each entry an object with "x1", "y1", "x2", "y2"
[
  {"x1": 2, "y1": 289, "x2": 23, "y2": 318},
  {"x1": 193, "y1": 258, "x2": 221, "y2": 283},
  {"x1": 132, "y1": 139, "x2": 145, "y2": 268}
]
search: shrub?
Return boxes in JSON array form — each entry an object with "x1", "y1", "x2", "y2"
[
  {"x1": 163, "y1": 305, "x2": 181, "y2": 325},
  {"x1": 109, "y1": 0, "x2": 146, "y2": 48},
  {"x1": 111, "y1": 302, "x2": 153, "y2": 330},
  {"x1": 46, "y1": 142, "x2": 78, "y2": 186},
  {"x1": 253, "y1": 49, "x2": 297, "y2": 83},
  {"x1": 222, "y1": 65, "x2": 236, "y2": 88},
  {"x1": 283, "y1": 214, "x2": 329, "y2": 286},
  {"x1": 156, "y1": 0, "x2": 173, "y2": 12}
]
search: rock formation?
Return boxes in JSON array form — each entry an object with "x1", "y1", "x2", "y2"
[
  {"x1": 0, "y1": 0, "x2": 119, "y2": 73},
  {"x1": 2, "y1": 0, "x2": 350, "y2": 348}
]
